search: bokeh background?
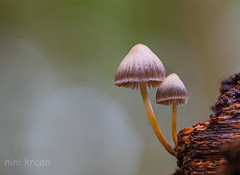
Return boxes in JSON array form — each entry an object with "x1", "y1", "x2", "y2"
[{"x1": 0, "y1": 0, "x2": 240, "y2": 175}]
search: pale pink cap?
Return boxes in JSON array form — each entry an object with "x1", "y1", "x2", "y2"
[
  {"x1": 115, "y1": 44, "x2": 166, "y2": 90},
  {"x1": 156, "y1": 73, "x2": 188, "y2": 106}
]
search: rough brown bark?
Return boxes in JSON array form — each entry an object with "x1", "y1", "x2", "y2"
[
  {"x1": 174, "y1": 73, "x2": 240, "y2": 175},
  {"x1": 219, "y1": 140, "x2": 240, "y2": 175}
]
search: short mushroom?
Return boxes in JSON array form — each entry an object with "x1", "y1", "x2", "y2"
[
  {"x1": 156, "y1": 73, "x2": 188, "y2": 146},
  {"x1": 115, "y1": 44, "x2": 175, "y2": 156}
]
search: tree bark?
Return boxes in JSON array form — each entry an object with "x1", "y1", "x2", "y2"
[{"x1": 174, "y1": 73, "x2": 240, "y2": 175}]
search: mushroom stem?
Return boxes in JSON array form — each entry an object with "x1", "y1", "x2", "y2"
[
  {"x1": 172, "y1": 99, "x2": 178, "y2": 146},
  {"x1": 139, "y1": 82, "x2": 175, "y2": 156}
]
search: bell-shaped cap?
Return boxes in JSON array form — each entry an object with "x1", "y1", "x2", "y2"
[
  {"x1": 156, "y1": 73, "x2": 188, "y2": 106},
  {"x1": 114, "y1": 44, "x2": 166, "y2": 90}
]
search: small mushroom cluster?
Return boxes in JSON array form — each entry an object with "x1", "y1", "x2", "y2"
[{"x1": 114, "y1": 44, "x2": 188, "y2": 157}]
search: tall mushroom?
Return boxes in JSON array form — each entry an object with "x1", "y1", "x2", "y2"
[
  {"x1": 115, "y1": 44, "x2": 175, "y2": 156},
  {"x1": 156, "y1": 73, "x2": 188, "y2": 146}
]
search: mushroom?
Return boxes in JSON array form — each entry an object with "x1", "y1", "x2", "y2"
[
  {"x1": 115, "y1": 44, "x2": 175, "y2": 156},
  {"x1": 156, "y1": 73, "x2": 188, "y2": 146}
]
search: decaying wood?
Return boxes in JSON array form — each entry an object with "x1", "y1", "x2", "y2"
[
  {"x1": 174, "y1": 73, "x2": 240, "y2": 175},
  {"x1": 219, "y1": 140, "x2": 240, "y2": 175}
]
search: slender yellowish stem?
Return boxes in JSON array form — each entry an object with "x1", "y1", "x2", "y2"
[
  {"x1": 172, "y1": 99, "x2": 178, "y2": 146},
  {"x1": 139, "y1": 82, "x2": 175, "y2": 156}
]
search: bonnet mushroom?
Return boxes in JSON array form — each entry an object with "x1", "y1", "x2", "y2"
[
  {"x1": 115, "y1": 44, "x2": 175, "y2": 156},
  {"x1": 156, "y1": 73, "x2": 188, "y2": 146}
]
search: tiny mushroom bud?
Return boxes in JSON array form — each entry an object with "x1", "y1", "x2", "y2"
[
  {"x1": 115, "y1": 44, "x2": 175, "y2": 156},
  {"x1": 156, "y1": 73, "x2": 188, "y2": 146}
]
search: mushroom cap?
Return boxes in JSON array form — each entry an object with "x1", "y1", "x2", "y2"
[
  {"x1": 156, "y1": 73, "x2": 188, "y2": 106},
  {"x1": 114, "y1": 44, "x2": 166, "y2": 90}
]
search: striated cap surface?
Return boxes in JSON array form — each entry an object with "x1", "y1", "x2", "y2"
[
  {"x1": 156, "y1": 73, "x2": 188, "y2": 106},
  {"x1": 114, "y1": 44, "x2": 166, "y2": 90}
]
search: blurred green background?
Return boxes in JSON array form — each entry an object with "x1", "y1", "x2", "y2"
[{"x1": 0, "y1": 0, "x2": 240, "y2": 175}]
